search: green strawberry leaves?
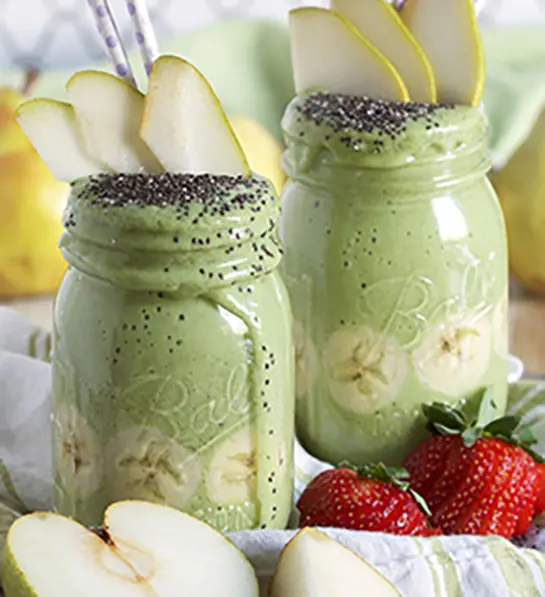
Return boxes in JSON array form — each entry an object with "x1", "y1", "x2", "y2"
[
  {"x1": 422, "y1": 402, "x2": 467, "y2": 434},
  {"x1": 475, "y1": 386, "x2": 499, "y2": 428},
  {"x1": 338, "y1": 461, "x2": 432, "y2": 517},
  {"x1": 422, "y1": 387, "x2": 545, "y2": 463}
]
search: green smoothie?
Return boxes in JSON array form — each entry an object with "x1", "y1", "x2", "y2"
[
  {"x1": 279, "y1": 92, "x2": 508, "y2": 467},
  {"x1": 51, "y1": 172, "x2": 294, "y2": 532}
]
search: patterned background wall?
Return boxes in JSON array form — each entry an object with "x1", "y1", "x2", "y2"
[{"x1": 0, "y1": 0, "x2": 544, "y2": 70}]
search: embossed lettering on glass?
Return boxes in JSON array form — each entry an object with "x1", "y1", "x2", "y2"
[
  {"x1": 51, "y1": 173, "x2": 295, "y2": 533},
  {"x1": 279, "y1": 93, "x2": 509, "y2": 467}
]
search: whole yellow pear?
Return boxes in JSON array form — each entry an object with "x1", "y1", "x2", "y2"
[
  {"x1": 490, "y1": 108, "x2": 545, "y2": 294},
  {"x1": 228, "y1": 115, "x2": 286, "y2": 194},
  {"x1": 0, "y1": 70, "x2": 69, "y2": 298}
]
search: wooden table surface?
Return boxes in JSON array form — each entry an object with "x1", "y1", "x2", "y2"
[{"x1": 3, "y1": 278, "x2": 545, "y2": 375}]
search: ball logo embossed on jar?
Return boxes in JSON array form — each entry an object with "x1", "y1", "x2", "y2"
[{"x1": 190, "y1": 363, "x2": 251, "y2": 435}]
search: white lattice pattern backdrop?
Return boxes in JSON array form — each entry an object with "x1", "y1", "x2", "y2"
[{"x1": 0, "y1": 0, "x2": 543, "y2": 69}]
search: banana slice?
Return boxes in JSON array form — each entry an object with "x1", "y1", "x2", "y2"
[
  {"x1": 324, "y1": 326, "x2": 409, "y2": 415},
  {"x1": 492, "y1": 293, "x2": 509, "y2": 358},
  {"x1": 52, "y1": 404, "x2": 103, "y2": 500},
  {"x1": 106, "y1": 427, "x2": 202, "y2": 509},
  {"x1": 206, "y1": 424, "x2": 258, "y2": 505},
  {"x1": 412, "y1": 310, "x2": 492, "y2": 396},
  {"x1": 293, "y1": 319, "x2": 320, "y2": 399}
]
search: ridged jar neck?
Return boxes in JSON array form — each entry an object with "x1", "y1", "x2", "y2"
[
  {"x1": 282, "y1": 92, "x2": 491, "y2": 195},
  {"x1": 59, "y1": 173, "x2": 283, "y2": 294}
]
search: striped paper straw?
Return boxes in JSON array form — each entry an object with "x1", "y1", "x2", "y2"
[
  {"x1": 87, "y1": 0, "x2": 137, "y2": 86},
  {"x1": 126, "y1": 0, "x2": 160, "y2": 75}
]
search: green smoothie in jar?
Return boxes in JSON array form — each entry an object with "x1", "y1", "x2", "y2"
[
  {"x1": 52, "y1": 172, "x2": 294, "y2": 532},
  {"x1": 280, "y1": 92, "x2": 508, "y2": 467}
]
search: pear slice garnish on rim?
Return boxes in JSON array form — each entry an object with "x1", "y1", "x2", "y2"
[
  {"x1": 331, "y1": 0, "x2": 436, "y2": 103},
  {"x1": 16, "y1": 98, "x2": 108, "y2": 182},
  {"x1": 141, "y1": 55, "x2": 251, "y2": 176},
  {"x1": 400, "y1": 0, "x2": 485, "y2": 106},
  {"x1": 289, "y1": 7, "x2": 410, "y2": 102}
]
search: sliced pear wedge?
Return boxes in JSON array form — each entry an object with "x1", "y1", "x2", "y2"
[
  {"x1": 66, "y1": 70, "x2": 163, "y2": 174},
  {"x1": 141, "y1": 56, "x2": 251, "y2": 176},
  {"x1": 2, "y1": 501, "x2": 259, "y2": 597},
  {"x1": 16, "y1": 98, "x2": 107, "y2": 182},
  {"x1": 270, "y1": 528, "x2": 401, "y2": 597},
  {"x1": 400, "y1": 0, "x2": 485, "y2": 106},
  {"x1": 289, "y1": 7, "x2": 409, "y2": 101},
  {"x1": 331, "y1": 0, "x2": 436, "y2": 103}
]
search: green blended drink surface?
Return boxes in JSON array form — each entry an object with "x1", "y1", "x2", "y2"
[
  {"x1": 280, "y1": 92, "x2": 509, "y2": 467},
  {"x1": 52, "y1": 172, "x2": 294, "y2": 532}
]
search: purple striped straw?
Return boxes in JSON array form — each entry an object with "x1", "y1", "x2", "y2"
[
  {"x1": 87, "y1": 0, "x2": 137, "y2": 87},
  {"x1": 126, "y1": 0, "x2": 160, "y2": 75}
]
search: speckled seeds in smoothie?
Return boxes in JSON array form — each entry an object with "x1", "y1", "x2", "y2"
[
  {"x1": 280, "y1": 92, "x2": 508, "y2": 467},
  {"x1": 52, "y1": 172, "x2": 294, "y2": 532}
]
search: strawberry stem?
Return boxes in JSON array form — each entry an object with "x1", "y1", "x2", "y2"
[{"x1": 422, "y1": 387, "x2": 544, "y2": 463}]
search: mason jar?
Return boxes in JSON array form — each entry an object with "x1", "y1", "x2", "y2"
[
  {"x1": 51, "y1": 172, "x2": 294, "y2": 532},
  {"x1": 279, "y1": 93, "x2": 508, "y2": 467}
]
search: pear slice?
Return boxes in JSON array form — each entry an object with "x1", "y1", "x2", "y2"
[
  {"x1": 289, "y1": 7, "x2": 409, "y2": 102},
  {"x1": 2, "y1": 501, "x2": 259, "y2": 597},
  {"x1": 330, "y1": 0, "x2": 436, "y2": 103},
  {"x1": 269, "y1": 528, "x2": 401, "y2": 597},
  {"x1": 16, "y1": 98, "x2": 108, "y2": 183},
  {"x1": 400, "y1": 0, "x2": 485, "y2": 106},
  {"x1": 66, "y1": 70, "x2": 163, "y2": 174},
  {"x1": 141, "y1": 56, "x2": 251, "y2": 176}
]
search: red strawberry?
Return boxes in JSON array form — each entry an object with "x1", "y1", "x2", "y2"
[
  {"x1": 403, "y1": 389, "x2": 542, "y2": 539},
  {"x1": 296, "y1": 463, "x2": 440, "y2": 536},
  {"x1": 534, "y1": 464, "x2": 545, "y2": 517},
  {"x1": 403, "y1": 433, "x2": 465, "y2": 513}
]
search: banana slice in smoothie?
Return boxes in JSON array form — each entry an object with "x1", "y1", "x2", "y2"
[
  {"x1": 206, "y1": 424, "x2": 257, "y2": 505},
  {"x1": 412, "y1": 310, "x2": 492, "y2": 396},
  {"x1": 293, "y1": 319, "x2": 320, "y2": 399},
  {"x1": 106, "y1": 427, "x2": 202, "y2": 509},
  {"x1": 52, "y1": 404, "x2": 103, "y2": 500},
  {"x1": 324, "y1": 326, "x2": 409, "y2": 415}
]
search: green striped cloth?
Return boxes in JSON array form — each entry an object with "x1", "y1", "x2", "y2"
[{"x1": 229, "y1": 528, "x2": 545, "y2": 596}]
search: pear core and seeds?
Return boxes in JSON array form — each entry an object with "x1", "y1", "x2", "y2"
[
  {"x1": 2, "y1": 501, "x2": 259, "y2": 597},
  {"x1": 269, "y1": 528, "x2": 401, "y2": 597},
  {"x1": 289, "y1": 7, "x2": 409, "y2": 101}
]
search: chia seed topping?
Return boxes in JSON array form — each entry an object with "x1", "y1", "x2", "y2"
[
  {"x1": 75, "y1": 172, "x2": 272, "y2": 217},
  {"x1": 296, "y1": 92, "x2": 456, "y2": 150}
]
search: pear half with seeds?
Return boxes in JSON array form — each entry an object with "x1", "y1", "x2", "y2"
[
  {"x1": 66, "y1": 70, "x2": 163, "y2": 174},
  {"x1": 289, "y1": 7, "x2": 409, "y2": 102},
  {"x1": 141, "y1": 56, "x2": 251, "y2": 176},
  {"x1": 331, "y1": 0, "x2": 436, "y2": 103},
  {"x1": 270, "y1": 528, "x2": 401, "y2": 597},
  {"x1": 2, "y1": 501, "x2": 259, "y2": 597},
  {"x1": 16, "y1": 99, "x2": 107, "y2": 182},
  {"x1": 400, "y1": 0, "x2": 485, "y2": 106}
]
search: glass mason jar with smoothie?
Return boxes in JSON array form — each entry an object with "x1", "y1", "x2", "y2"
[
  {"x1": 17, "y1": 57, "x2": 295, "y2": 532},
  {"x1": 280, "y1": 3, "x2": 508, "y2": 467}
]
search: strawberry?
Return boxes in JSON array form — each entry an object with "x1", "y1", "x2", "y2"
[
  {"x1": 403, "y1": 388, "x2": 543, "y2": 538},
  {"x1": 296, "y1": 463, "x2": 440, "y2": 536}
]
